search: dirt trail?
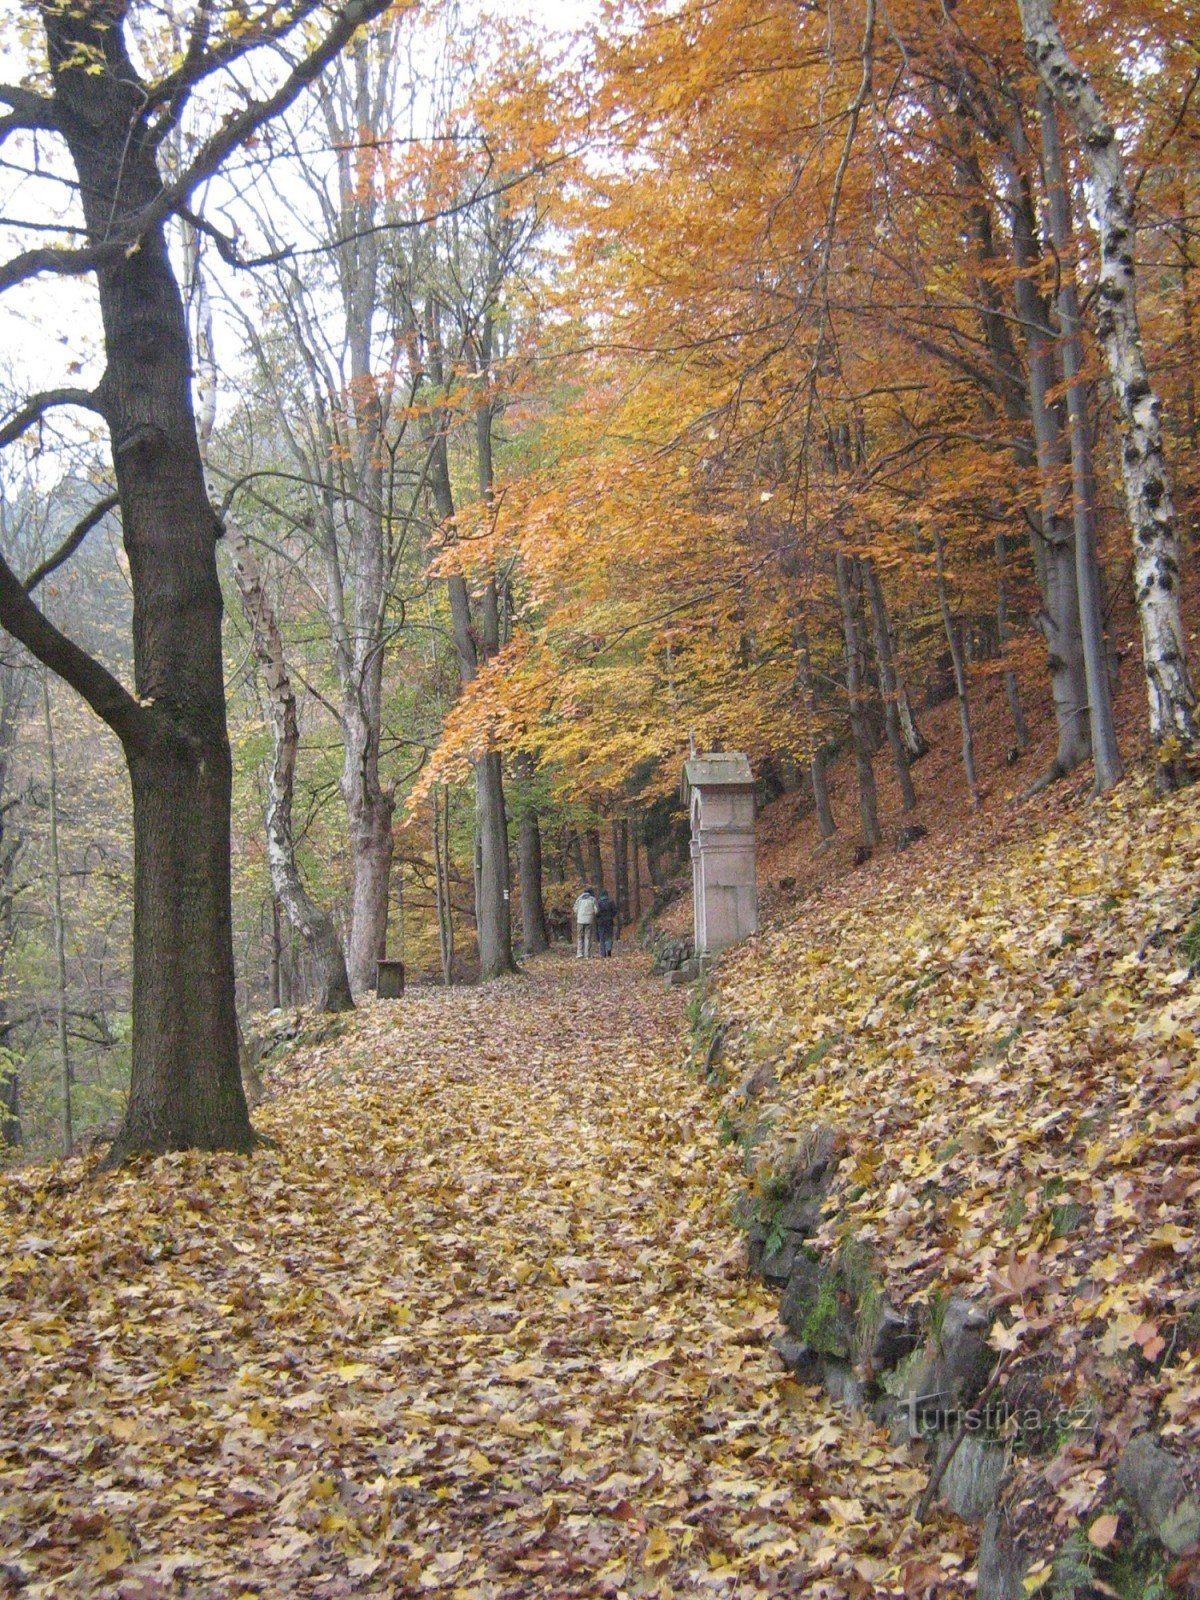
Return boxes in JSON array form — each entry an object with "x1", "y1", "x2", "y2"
[{"x1": 0, "y1": 952, "x2": 960, "y2": 1598}]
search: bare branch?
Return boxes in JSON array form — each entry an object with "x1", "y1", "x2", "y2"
[
  {"x1": 23, "y1": 493, "x2": 120, "y2": 593},
  {"x1": 0, "y1": 85, "x2": 57, "y2": 143},
  {"x1": 0, "y1": 552, "x2": 146, "y2": 750},
  {"x1": 0, "y1": 0, "x2": 394, "y2": 296},
  {"x1": 0, "y1": 389, "x2": 106, "y2": 450}
]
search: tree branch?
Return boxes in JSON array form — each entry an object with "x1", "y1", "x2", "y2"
[
  {"x1": 0, "y1": 0, "x2": 394, "y2": 296},
  {"x1": 22, "y1": 493, "x2": 120, "y2": 594},
  {"x1": 0, "y1": 388, "x2": 106, "y2": 450},
  {"x1": 0, "y1": 84, "x2": 57, "y2": 143},
  {"x1": 176, "y1": 205, "x2": 293, "y2": 271},
  {"x1": 0, "y1": 554, "x2": 146, "y2": 750}
]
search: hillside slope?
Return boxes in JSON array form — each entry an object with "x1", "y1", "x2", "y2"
[{"x1": 706, "y1": 767, "x2": 1200, "y2": 1584}]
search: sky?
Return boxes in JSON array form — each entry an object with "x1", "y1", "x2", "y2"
[{"x1": 0, "y1": 0, "x2": 601, "y2": 485}]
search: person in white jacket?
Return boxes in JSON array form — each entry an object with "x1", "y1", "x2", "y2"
[{"x1": 573, "y1": 887, "x2": 598, "y2": 959}]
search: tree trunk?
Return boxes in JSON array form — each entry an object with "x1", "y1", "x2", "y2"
[
  {"x1": 475, "y1": 751, "x2": 514, "y2": 981},
  {"x1": 1020, "y1": 0, "x2": 1197, "y2": 785},
  {"x1": 797, "y1": 626, "x2": 837, "y2": 838},
  {"x1": 585, "y1": 827, "x2": 605, "y2": 890},
  {"x1": 862, "y1": 558, "x2": 917, "y2": 811},
  {"x1": 515, "y1": 754, "x2": 549, "y2": 957},
  {"x1": 934, "y1": 530, "x2": 980, "y2": 809},
  {"x1": 270, "y1": 899, "x2": 283, "y2": 1010},
  {"x1": 42, "y1": 672, "x2": 72, "y2": 1155},
  {"x1": 1003, "y1": 116, "x2": 1092, "y2": 782},
  {"x1": 342, "y1": 717, "x2": 394, "y2": 995},
  {"x1": 433, "y1": 787, "x2": 454, "y2": 987},
  {"x1": 630, "y1": 816, "x2": 642, "y2": 923},
  {"x1": 995, "y1": 530, "x2": 1030, "y2": 752},
  {"x1": 613, "y1": 818, "x2": 630, "y2": 927},
  {"x1": 1039, "y1": 87, "x2": 1123, "y2": 792},
  {"x1": 188, "y1": 234, "x2": 355, "y2": 1015},
  {"x1": 51, "y1": 15, "x2": 251, "y2": 1159},
  {"x1": 834, "y1": 552, "x2": 880, "y2": 847}
]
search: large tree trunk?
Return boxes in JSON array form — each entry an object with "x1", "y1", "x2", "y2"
[
  {"x1": 42, "y1": 673, "x2": 72, "y2": 1155},
  {"x1": 1003, "y1": 136, "x2": 1092, "y2": 783},
  {"x1": 585, "y1": 827, "x2": 605, "y2": 890},
  {"x1": 53, "y1": 15, "x2": 251, "y2": 1158},
  {"x1": 614, "y1": 818, "x2": 630, "y2": 927},
  {"x1": 475, "y1": 750, "x2": 514, "y2": 981},
  {"x1": 796, "y1": 628, "x2": 837, "y2": 839},
  {"x1": 630, "y1": 816, "x2": 642, "y2": 923},
  {"x1": 1020, "y1": 0, "x2": 1197, "y2": 786},
  {"x1": 1039, "y1": 88, "x2": 1122, "y2": 792},
  {"x1": 225, "y1": 524, "x2": 355, "y2": 1010},
  {"x1": 934, "y1": 530, "x2": 980, "y2": 810}
]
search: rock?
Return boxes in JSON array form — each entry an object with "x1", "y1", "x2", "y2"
[
  {"x1": 651, "y1": 933, "x2": 696, "y2": 976},
  {"x1": 759, "y1": 1232, "x2": 800, "y2": 1285},
  {"x1": 775, "y1": 1192, "x2": 823, "y2": 1237},
  {"x1": 778, "y1": 1254, "x2": 826, "y2": 1336},
  {"x1": 895, "y1": 823, "x2": 928, "y2": 851},
  {"x1": 1116, "y1": 1434, "x2": 1200, "y2": 1555},
  {"x1": 779, "y1": 1256, "x2": 853, "y2": 1358},
  {"x1": 865, "y1": 1297, "x2": 919, "y2": 1375},
  {"x1": 666, "y1": 961, "x2": 699, "y2": 986},
  {"x1": 903, "y1": 1297, "x2": 994, "y2": 1424},
  {"x1": 785, "y1": 1124, "x2": 839, "y2": 1188},
  {"x1": 770, "y1": 1332, "x2": 821, "y2": 1380},
  {"x1": 977, "y1": 1510, "x2": 1027, "y2": 1600},
  {"x1": 822, "y1": 1361, "x2": 864, "y2": 1411},
  {"x1": 936, "y1": 1434, "x2": 1007, "y2": 1523}
]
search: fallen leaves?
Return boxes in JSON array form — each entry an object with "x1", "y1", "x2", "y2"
[
  {"x1": 711, "y1": 772, "x2": 1200, "y2": 1551},
  {"x1": 0, "y1": 953, "x2": 970, "y2": 1597}
]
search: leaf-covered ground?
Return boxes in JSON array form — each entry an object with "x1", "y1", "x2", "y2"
[
  {"x1": 1, "y1": 953, "x2": 972, "y2": 1599},
  {"x1": 711, "y1": 773, "x2": 1200, "y2": 1568}
]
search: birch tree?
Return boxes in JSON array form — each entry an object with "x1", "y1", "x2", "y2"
[{"x1": 1018, "y1": 0, "x2": 1197, "y2": 788}]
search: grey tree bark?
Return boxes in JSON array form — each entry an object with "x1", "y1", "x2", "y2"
[
  {"x1": 862, "y1": 558, "x2": 917, "y2": 811},
  {"x1": 41, "y1": 671, "x2": 72, "y2": 1155},
  {"x1": 515, "y1": 752, "x2": 548, "y2": 956},
  {"x1": 934, "y1": 529, "x2": 980, "y2": 809},
  {"x1": 186, "y1": 230, "x2": 354, "y2": 1013},
  {"x1": 1019, "y1": 0, "x2": 1197, "y2": 785},
  {"x1": 1038, "y1": 87, "x2": 1122, "y2": 791},
  {"x1": 1001, "y1": 128, "x2": 1092, "y2": 784},
  {"x1": 796, "y1": 627, "x2": 837, "y2": 839},
  {"x1": 835, "y1": 552, "x2": 880, "y2": 847}
]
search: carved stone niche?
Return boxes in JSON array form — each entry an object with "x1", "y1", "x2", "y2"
[{"x1": 682, "y1": 752, "x2": 759, "y2": 960}]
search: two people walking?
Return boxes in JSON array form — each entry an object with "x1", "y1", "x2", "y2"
[{"x1": 573, "y1": 886, "x2": 618, "y2": 958}]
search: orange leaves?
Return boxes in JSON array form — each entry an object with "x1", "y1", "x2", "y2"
[{"x1": 0, "y1": 952, "x2": 974, "y2": 1593}]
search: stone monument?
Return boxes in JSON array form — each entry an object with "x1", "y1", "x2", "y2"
[{"x1": 682, "y1": 752, "x2": 759, "y2": 960}]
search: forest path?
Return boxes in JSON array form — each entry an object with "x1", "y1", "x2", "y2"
[{"x1": 0, "y1": 950, "x2": 954, "y2": 1598}]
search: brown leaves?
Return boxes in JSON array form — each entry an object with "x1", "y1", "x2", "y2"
[
  {"x1": 712, "y1": 773, "x2": 1200, "y2": 1551},
  {"x1": 0, "y1": 954, "x2": 966, "y2": 1597}
]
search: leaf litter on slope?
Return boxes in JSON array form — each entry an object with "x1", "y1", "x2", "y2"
[
  {"x1": 711, "y1": 773, "x2": 1200, "y2": 1556},
  {"x1": 0, "y1": 952, "x2": 971, "y2": 1598}
]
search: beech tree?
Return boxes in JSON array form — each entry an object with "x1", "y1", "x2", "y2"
[
  {"x1": 0, "y1": 0, "x2": 392, "y2": 1158},
  {"x1": 1017, "y1": 0, "x2": 1197, "y2": 788}
]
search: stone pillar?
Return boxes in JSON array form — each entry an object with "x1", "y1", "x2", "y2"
[{"x1": 683, "y1": 753, "x2": 759, "y2": 959}]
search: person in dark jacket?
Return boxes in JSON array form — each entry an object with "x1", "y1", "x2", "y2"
[{"x1": 595, "y1": 889, "x2": 617, "y2": 957}]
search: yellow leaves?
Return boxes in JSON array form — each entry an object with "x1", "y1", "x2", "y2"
[
  {"x1": 95, "y1": 1524, "x2": 134, "y2": 1573},
  {"x1": 1087, "y1": 1512, "x2": 1120, "y2": 1549}
]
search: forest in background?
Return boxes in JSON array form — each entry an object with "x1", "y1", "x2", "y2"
[{"x1": 0, "y1": 0, "x2": 1196, "y2": 1159}]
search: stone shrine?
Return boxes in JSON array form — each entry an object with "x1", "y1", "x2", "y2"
[{"x1": 682, "y1": 752, "x2": 759, "y2": 959}]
